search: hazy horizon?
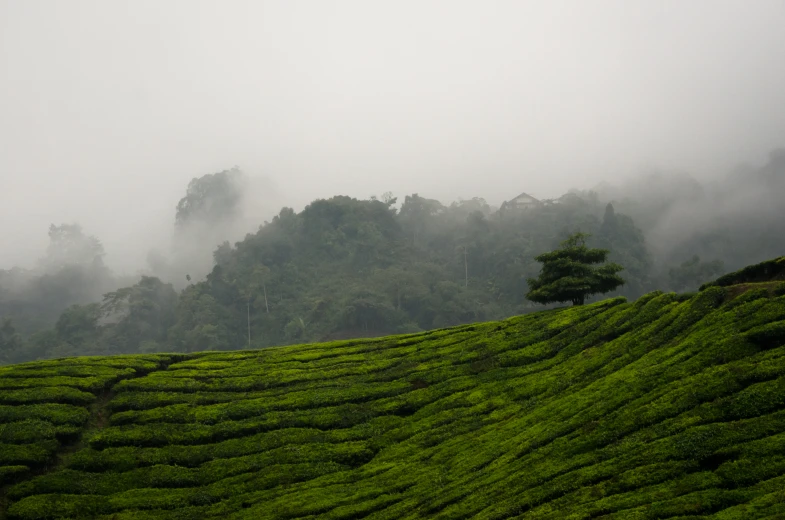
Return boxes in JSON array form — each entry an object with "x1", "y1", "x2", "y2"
[{"x1": 2, "y1": 0, "x2": 785, "y2": 273}]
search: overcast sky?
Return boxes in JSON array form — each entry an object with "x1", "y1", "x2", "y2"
[{"x1": 2, "y1": 0, "x2": 785, "y2": 271}]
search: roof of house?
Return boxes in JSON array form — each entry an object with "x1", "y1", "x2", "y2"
[{"x1": 509, "y1": 192, "x2": 540, "y2": 203}]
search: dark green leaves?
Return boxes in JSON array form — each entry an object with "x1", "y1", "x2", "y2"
[{"x1": 527, "y1": 232, "x2": 625, "y2": 305}]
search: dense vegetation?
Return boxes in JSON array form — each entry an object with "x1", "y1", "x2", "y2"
[
  {"x1": 1, "y1": 148, "x2": 784, "y2": 363},
  {"x1": 1, "y1": 259, "x2": 784, "y2": 518},
  {"x1": 1, "y1": 190, "x2": 653, "y2": 363}
]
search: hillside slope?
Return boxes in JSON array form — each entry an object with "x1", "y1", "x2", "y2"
[{"x1": 1, "y1": 261, "x2": 785, "y2": 519}]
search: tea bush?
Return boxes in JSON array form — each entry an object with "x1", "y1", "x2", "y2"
[{"x1": 0, "y1": 357, "x2": 172, "y2": 504}]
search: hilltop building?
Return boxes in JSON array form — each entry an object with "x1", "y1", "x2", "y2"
[{"x1": 501, "y1": 192, "x2": 541, "y2": 212}]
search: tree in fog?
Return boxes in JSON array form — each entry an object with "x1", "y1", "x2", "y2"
[{"x1": 527, "y1": 232, "x2": 625, "y2": 306}]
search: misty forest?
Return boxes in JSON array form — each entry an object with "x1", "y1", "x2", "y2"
[
  {"x1": 3, "y1": 2, "x2": 785, "y2": 519},
  {"x1": 2, "y1": 151, "x2": 784, "y2": 364}
]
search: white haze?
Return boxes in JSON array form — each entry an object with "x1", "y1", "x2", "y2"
[{"x1": 1, "y1": 0, "x2": 785, "y2": 274}]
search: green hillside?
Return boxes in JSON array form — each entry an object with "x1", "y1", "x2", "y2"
[{"x1": 1, "y1": 260, "x2": 785, "y2": 519}]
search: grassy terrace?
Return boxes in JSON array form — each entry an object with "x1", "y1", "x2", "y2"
[{"x1": 1, "y1": 276, "x2": 785, "y2": 518}]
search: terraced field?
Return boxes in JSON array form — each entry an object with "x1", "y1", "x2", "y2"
[{"x1": 1, "y1": 266, "x2": 785, "y2": 518}]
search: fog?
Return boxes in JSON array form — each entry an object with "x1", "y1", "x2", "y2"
[{"x1": 2, "y1": 0, "x2": 785, "y2": 273}]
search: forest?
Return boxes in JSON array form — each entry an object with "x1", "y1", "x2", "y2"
[{"x1": 1, "y1": 149, "x2": 784, "y2": 364}]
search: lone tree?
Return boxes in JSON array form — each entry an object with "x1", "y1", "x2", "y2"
[{"x1": 526, "y1": 232, "x2": 625, "y2": 306}]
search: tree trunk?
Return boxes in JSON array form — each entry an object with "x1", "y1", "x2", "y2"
[
  {"x1": 247, "y1": 298, "x2": 251, "y2": 346},
  {"x1": 263, "y1": 283, "x2": 269, "y2": 313}
]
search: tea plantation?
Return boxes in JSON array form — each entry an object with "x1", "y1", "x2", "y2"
[{"x1": 1, "y1": 260, "x2": 785, "y2": 519}]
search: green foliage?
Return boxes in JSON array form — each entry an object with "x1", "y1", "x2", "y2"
[
  {"x1": 745, "y1": 321, "x2": 785, "y2": 350},
  {"x1": 6, "y1": 160, "x2": 785, "y2": 365},
  {"x1": 0, "y1": 359, "x2": 152, "y2": 501},
  {"x1": 6, "y1": 189, "x2": 672, "y2": 363},
  {"x1": 0, "y1": 404, "x2": 90, "y2": 425},
  {"x1": 0, "y1": 223, "x2": 116, "y2": 340},
  {"x1": 100, "y1": 276, "x2": 178, "y2": 353},
  {"x1": 701, "y1": 256, "x2": 785, "y2": 290},
  {"x1": 527, "y1": 232, "x2": 625, "y2": 305},
  {"x1": 0, "y1": 387, "x2": 96, "y2": 406},
  {"x1": 1, "y1": 271, "x2": 785, "y2": 518},
  {"x1": 53, "y1": 303, "x2": 102, "y2": 355}
]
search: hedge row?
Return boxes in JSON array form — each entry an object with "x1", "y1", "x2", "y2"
[
  {"x1": 66, "y1": 421, "x2": 400, "y2": 472},
  {"x1": 0, "y1": 404, "x2": 90, "y2": 426},
  {"x1": 700, "y1": 256, "x2": 785, "y2": 289}
]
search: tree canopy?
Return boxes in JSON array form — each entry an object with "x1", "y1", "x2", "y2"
[
  {"x1": 9, "y1": 153, "x2": 785, "y2": 364},
  {"x1": 42, "y1": 223, "x2": 105, "y2": 272},
  {"x1": 526, "y1": 232, "x2": 625, "y2": 306},
  {"x1": 174, "y1": 167, "x2": 246, "y2": 229}
]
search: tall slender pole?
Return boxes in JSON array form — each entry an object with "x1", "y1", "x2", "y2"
[
  {"x1": 464, "y1": 246, "x2": 468, "y2": 287},
  {"x1": 247, "y1": 298, "x2": 251, "y2": 347}
]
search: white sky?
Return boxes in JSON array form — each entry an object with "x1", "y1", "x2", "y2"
[{"x1": 2, "y1": 0, "x2": 785, "y2": 271}]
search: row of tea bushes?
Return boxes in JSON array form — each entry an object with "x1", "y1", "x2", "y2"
[{"x1": 0, "y1": 356, "x2": 172, "y2": 485}]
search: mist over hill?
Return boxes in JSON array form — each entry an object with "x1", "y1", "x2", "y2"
[{"x1": 1, "y1": 146, "x2": 784, "y2": 364}]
